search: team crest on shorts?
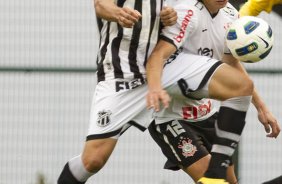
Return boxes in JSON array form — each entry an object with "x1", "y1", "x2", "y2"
[
  {"x1": 97, "y1": 110, "x2": 112, "y2": 127},
  {"x1": 178, "y1": 137, "x2": 197, "y2": 157}
]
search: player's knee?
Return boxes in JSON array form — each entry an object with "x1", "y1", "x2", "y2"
[
  {"x1": 186, "y1": 155, "x2": 211, "y2": 182},
  {"x1": 82, "y1": 155, "x2": 106, "y2": 173}
]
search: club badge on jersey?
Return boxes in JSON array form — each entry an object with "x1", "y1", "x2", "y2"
[{"x1": 97, "y1": 110, "x2": 112, "y2": 127}]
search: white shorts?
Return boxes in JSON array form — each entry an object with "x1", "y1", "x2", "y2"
[
  {"x1": 162, "y1": 53, "x2": 222, "y2": 97},
  {"x1": 87, "y1": 54, "x2": 222, "y2": 140},
  {"x1": 87, "y1": 78, "x2": 153, "y2": 140},
  {"x1": 153, "y1": 53, "x2": 222, "y2": 124}
]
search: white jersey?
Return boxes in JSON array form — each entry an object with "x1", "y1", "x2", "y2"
[
  {"x1": 163, "y1": 0, "x2": 238, "y2": 58},
  {"x1": 96, "y1": 0, "x2": 162, "y2": 82},
  {"x1": 154, "y1": 0, "x2": 239, "y2": 124}
]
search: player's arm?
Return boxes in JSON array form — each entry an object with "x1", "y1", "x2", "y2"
[
  {"x1": 222, "y1": 54, "x2": 280, "y2": 138},
  {"x1": 94, "y1": 0, "x2": 141, "y2": 28},
  {"x1": 146, "y1": 3, "x2": 192, "y2": 111},
  {"x1": 239, "y1": 0, "x2": 282, "y2": 16},
  {"x1": 251, "y1": 89, "x2": 281, "y2": 138},
  {"x1": 94, "y1": 0, "x2": 177, "y2": 28},
  {"x1": 146, "y1": 40, "x2": 177, "y2": 111}
]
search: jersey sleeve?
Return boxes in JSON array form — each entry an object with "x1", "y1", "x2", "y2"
[{"x1": 160, "y1": 4, "x2": 197, "y2": 49}]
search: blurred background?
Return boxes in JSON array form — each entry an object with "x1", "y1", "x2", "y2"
[{"x1": 0, "y1": 0, "x2": 281, "y2": 183}]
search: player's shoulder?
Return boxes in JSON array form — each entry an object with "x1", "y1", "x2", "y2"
[
  {"x1": 221, "y1": 2, "x2": 239, "y2": 20},
  {"x1": 169, "y1": 0, "x2": 203, "y2": 11}
]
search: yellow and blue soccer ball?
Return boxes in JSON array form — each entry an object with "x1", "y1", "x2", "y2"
[{"x1": 226, "y1": 16, "x2": 274, "y2": 63}]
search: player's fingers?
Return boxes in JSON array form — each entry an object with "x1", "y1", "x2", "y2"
[
  {"x1": 160, "y1": 7, "x2": 177, "y2": 26},
  {"x1": 153, "y1": 95, "x2": 160, "y2": 112},
  {"x1": 160, "y1": 91, "x2": 171, "y2": 109},
  {"x1": 123, "y1": 7, "x2": 141, "y2": 23},
  {"x1": 146, "y1": 93, "x2": 160, "y2": 112},
  {"x1": 133, "y1": 10, "x2": 142, "y2": 19},
  {"x1": 161, "y1": 10, "x2": 177, "y2": 20},
  {"x1": 263, "y1": 123, "x2": 271, "y2": 133},
  {"x1": 118, "y1": 8, "x2": 141, "y2": 28},
  {"x1": 146, "y1": 94, "x2": 154, "y2": 109},
  {"x1": 271, "y1": 120, "x2": 280, "y2": 138},
  {"x1": 267, "y1": 120, "x2": 280, "y2": 138},
  {"x1": 118, "y1": 16, "x2": 134, "y2": 28},
  {"x1": 162, "y1": 16, "x2": 177, "y2": 26},
  {"x1": 272, "y1": 124, "x2": 280, "y2": 138},
  {"x1": 146, "y1": 95, "x2": 151, "y2": 109},
  {"x1": 160, "y1": 6, "x2": 172, "y2": 17}
]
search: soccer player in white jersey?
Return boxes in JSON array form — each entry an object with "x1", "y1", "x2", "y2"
[
  {"x1": 145, "y1": 0, "x2": 280, "y2": 183},
  {"x1": 148, "y1": 1, "x2": 239, "y2": 183},
  {"x1": 57, "y1": 0, "x2": 177, "y2": 183},
  {"x1": 148, "y1": 0, "x2": 275, "y2": 183}
]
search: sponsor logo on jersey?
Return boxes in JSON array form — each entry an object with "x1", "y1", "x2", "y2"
[
  {"x1": 174, "y1": 9, "x2": 194, "y2": 43},
  {"x1": 198, "y1": 47, "x2": 214, "y2": 57},
  {"x1": 97, "y1": 110, "x2": 112, "y2": 127},
  {"x1": 178, "y1": 137, "x2": 197, "y2": 157},
  {"x1": 182, "y1": 100, "x2": 212, "y2": 120},
  {"x1": 115, "y1": 78, "x2": 145, "y2": 92}
]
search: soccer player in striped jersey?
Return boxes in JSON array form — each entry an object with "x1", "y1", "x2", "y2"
[
  {"x1": 145, "y1": 0, "x2": 280, "y2": 183},
  {"x1": 57, "y1": 0, "x2": 177, "y2": 184},
  {"x1": 239, "y1": 0, "x2": 282, "y2": 16}
]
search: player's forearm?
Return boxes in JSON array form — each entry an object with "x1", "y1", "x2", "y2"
[
  {"x1": 251, "y1": 88, "x2": 269, "y2": 113},
  {"x1": 94, "y1": 0, "x2": 120, "y2": 22},
  {"x1": 146, "y1": 40, "x2": 176, "y2": 91},
  {"x1": 146, "y1": 54, "x2": 165, "y2": 91}
]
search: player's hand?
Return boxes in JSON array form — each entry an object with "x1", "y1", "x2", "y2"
[
  {"x1": 257, "y1": 108, "x2": 281, "y2": 138},
  {"x1": 160, "y1": 6, "x2": 177, "y2": 26},
  {"x1": 146, "y1": 89, "x2": 171, "y2": 112},
  {"x1": 117, "y1": 7, "x2": 141, "y2": 28}
]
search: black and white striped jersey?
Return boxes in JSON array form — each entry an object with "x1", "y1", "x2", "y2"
[{"x1": 96, "y1": 0, "x2": 163, "y2": 82}]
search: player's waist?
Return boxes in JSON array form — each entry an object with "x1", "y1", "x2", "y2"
[
  {"x1": 154, "y1": 109, "x2": 217, "y2": 124},
  {"x1": 97, "y1": 77, "x2": 147, "y2": 93}
]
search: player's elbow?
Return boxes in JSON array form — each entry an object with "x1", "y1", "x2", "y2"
[{"x1": 94, "y1": 0, "x2": 103, "y2": 17}]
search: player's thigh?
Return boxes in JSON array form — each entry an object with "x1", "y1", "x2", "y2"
[
  {"x1": 208, "y1": 63, "x2": 253, "y2": 100},
  {"x1": 82, "y1": 138, "x2": 118, "y2": 172}
]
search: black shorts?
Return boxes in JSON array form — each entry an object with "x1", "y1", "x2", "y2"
[{"x1": 148, "y1": 113, "x2": 218, "y2": 171}]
